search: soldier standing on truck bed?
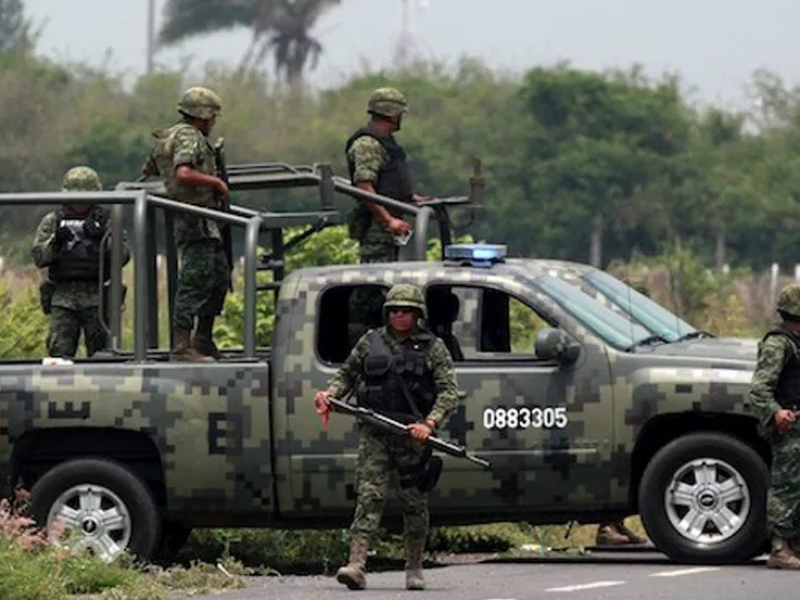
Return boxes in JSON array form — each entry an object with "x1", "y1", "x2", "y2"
[
  {"x1": 32, "y1": 166, "x2": 131, "y2": 359},
  {"x1": 344, "y1": 86, "x2": 434, "y2": 264},
  {"x1": 314, "y1": 283, "x2": 460, "y2": 591},
  {"x1": 140, "y1": 86, "x2": 231, "y2": 363},
  {"x1": 749, "y1": 282, "x2": 800, "y2": 570}
]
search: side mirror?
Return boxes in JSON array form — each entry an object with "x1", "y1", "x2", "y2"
[{"x1": 535, "y1": 328, "x2": 581, "y2": 364}]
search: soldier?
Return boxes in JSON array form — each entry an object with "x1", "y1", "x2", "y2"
[
  {"x1": 344, "y1": 87, "x2": 433, "y2": 265},
  {"x1": 140, "y1": 86, "x2": 231, "y2": 362},
  {"x1": 749, "y1": 282, "x2": 800, "y2": 569},
  {"x1": 31, "y1": 166, "x2": 131, "y2": 358},
  {"x1": 314, "y1": 283, "x2": 460, "y2": 591}
]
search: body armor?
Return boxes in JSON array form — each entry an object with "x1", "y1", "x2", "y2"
[
  {"x1": 763, "y1": 323, "x2": 800, "y2": 409},
  {"x1": 48, "y1": 208, "x2": 105, "y2": 282},
  {"x1": 357, "y1": 328, "x2": 436, "y2": 422},
  {"x1": 345, "y1": 126, "x2": 414, "y2": 203}
]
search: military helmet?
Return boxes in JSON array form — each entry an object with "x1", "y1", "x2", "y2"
[
  {"x1": 61, "y1": 166, "x2": 102, "y2": 192},
  {"x1": 384, "y1": 283, "x2": 426, "y2": 318},
  {"x1": 367, "y1": 87, "x2": 408, "y2": 118},
  {"x1": 177, "y1": 86, "x2": 222, "y2": 120},
  {"x1": 777, "y1": 283, "x2": 800, "y2": 318}
]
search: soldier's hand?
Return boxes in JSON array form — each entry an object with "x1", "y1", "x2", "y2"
[
  {"x1": 774, "y1": 409, "x2": 796, "y2": 432},
  {"x1": 82, "y1": 219, "x2": 104, "y2": 240},
  {"x1": 386, "y1": 218, "x2": 411, "y2": 236},
  {"x1": 54, "y1": 226, "x2": 73, "y2": 248},
  {"x1": 314, "y1": 391, "x2": 331, "y2": 431},
  {"x1": 408, "y1": 422, "x2": 432, "y2": 442},
  {"x1": 215, "y1": 178, "x2": 229, "y2": 198}
]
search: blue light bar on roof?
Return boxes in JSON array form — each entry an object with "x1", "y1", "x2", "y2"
[{"x1": 444, "y1": 243, "x2": 507, "y2": 267}]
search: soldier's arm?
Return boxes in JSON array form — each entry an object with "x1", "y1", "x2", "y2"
[
  {"x1": 172, "y1": 127, "x2": 225, "y2": 192},
  {"x1": 30, "y1": 213, "x2": 58, "y2": 268},
  {"x1": 749, "y1": 335, "x2": 793, "y2": 428},
  {"x1": 347, "y1": 137, "x2": 394, "y2": 226},
  {"x1": 326, "y1": 333, "x2": 371, "y2": 398},
  {"x1": 425, "y1": 338, "x2": 460, "y2": 429}
]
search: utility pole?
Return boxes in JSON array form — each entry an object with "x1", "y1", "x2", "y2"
[{"x1": 146, "y1": 0, "x2": 155, "y2": 73}]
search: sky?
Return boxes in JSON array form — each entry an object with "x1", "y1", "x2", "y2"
[{"x1": 23, "y1": 0, "x2": 800, "y2": 110}]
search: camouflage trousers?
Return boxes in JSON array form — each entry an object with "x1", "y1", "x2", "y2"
[
  {"x1": 47, "y1": 306, "x2": 107, "y2": 358},
  {"x1": 349, "y1": 425, "x2": 430, "y2": 544},
  {"x1": 358, "y1": 223, "x2": 399, "y2": 264},
  {"x1": 173, "y1": 239, "x2": 231, "y2": 331},
  {"x1": 767, "y1": 431, "x2": 800, "y2": 541}
]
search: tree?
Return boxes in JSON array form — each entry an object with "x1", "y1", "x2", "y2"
[
  {"x1": 0, "y1": 0, "x2": 32, "y2": 54},
  {"x1": 157, "y1": 0, "x2": 341, "y2": 84}
]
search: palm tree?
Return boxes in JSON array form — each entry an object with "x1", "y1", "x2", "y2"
[{"x1": 157, "y1": 0, "x2": 342, "y2": 84}]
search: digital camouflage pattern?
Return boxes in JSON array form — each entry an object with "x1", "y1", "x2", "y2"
[
  {"x1": 326, "y1": 326, "x2": 459, "y2": 427},
  {"x1": 749, "y1": 313, "x2": 800, "y2": 543},
  {"x1": 173, "y1": 239, "x2": 230, "y2": 330},
  {"x1": 32, "y1": 167, "x2": 131, "y2": 357},
  {"x1": 777, "y1": 283, "x2": 800, "y2": 317},
  {"x1": 345, "y1": 136, "x2": 403, "y2": 264},
  {"x1": 61, "y1": 166, "x2": 102, "y2": 191},
  {"x1": 142, "y1": 122, "x2": 222, "y2": 248},
  {"x1": 0, "y1": 257, "x2": 764, "y2": 560},
  {"x1": 177, "y1": 86, "x2": 222, "y2": 121},
  {"x1": 367, "y1": 87, "x2": 409, "y2": 118},
  {"x1": 350, "y1": 428, "x2": 430, "y2": 543},
  {"x1": 382, "y1": 283, "x2": 427, "y2": 316},
  {"x1": 46, "y1": 306, "x2": 108, "y2": 358}
]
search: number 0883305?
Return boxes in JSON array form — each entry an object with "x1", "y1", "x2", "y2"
[{"x1": 482, "y1": 406, "x2": 568, "y2": 430}]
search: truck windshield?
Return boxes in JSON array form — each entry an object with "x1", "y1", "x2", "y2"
[
  {"x1": 534, "y1": 275, "x2": 652, "y2": 350},
  {"x1": 583, "y1": 270, "x2": 696, "y2": 341}
]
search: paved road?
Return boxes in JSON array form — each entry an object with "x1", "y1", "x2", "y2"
[{"x1": 180, "y1": 550, "x2": 799, "y2": 600}]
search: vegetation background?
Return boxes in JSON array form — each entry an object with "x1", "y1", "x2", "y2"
[{"x1": 0, "y1": 0, "x2": 795, "y2": 596}]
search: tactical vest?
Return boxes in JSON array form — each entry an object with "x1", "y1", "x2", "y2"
[
  {"x1": 345, "y1": 127, "x2": 414, "y2": 203},
  {"x1": 763, "y1": 323, "x2": 800, "y2": 408},
  {"x1": 357, "y1": 328, "x2": 436, "y2": 422},
  {"x1": 148, "y1": 122, "x2": 217, "y2": 208},
  {"x1": 48, "y1": 207, "x2": 106, "y2": 282}
]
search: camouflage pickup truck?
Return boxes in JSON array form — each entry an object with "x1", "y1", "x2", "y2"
[{"x1": 0, "y1": 162, "x2": 767, "y2": 567}]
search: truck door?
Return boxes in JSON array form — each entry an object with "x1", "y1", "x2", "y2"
[{"x1": 424, "y1": 282, "x2": 614, "y2": 514}]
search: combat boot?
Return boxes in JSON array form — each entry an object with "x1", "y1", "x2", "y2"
[
  {"x1": 405, "y1": 538, "x2": 426, "y2": 591},
  {"x1": 595, "y1": 522, "x2": 643, "y2": 546},
  {"x1": 171, "y1": 328, "x2": 214, "y2": 362},
  {"x1": 766, "y1": 537, "x2": 800, "y2": 569},
  {"x1": 192, "y1": 317, "x2": 222, "y2": 359},
  {"x1": 336, "y1": 536, "x2": 368, "y2": 590}
]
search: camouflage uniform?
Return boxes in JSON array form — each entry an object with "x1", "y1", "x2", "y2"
[
  {"x1": 31, "y1": 167, "x2": 131, "y2": 358},
  {"x1": 345, "y1": 87, "x2": 414, "y2": 265},
  {"x1": 750, "y1": 283, "x2": 800, "y2": 569},
  {"x1": 325, "y1": 284, "x2": 459, "y2": 591},
  {"x1": 141, "y1": 86, "x2": 230, "y2": 362}
]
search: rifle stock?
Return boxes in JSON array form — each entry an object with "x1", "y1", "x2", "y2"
[
  {"x1": 213, "y1": 137, "x2": 234, "y2": 291},
  {"x1": 328, "y1": 397, "x2": 490, "y2": 469}
]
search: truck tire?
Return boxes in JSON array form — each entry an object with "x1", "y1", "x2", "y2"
[
  {"x1": 30, "y1": 457, "x2": 161, "y2": 563},
  {"x1": 638, "y1": 431, "x2": 769, "y2": 565}
]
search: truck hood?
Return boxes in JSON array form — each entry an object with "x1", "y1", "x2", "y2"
[{"x1": 647, "y1": 336, "x2": 758, "y2": 361}]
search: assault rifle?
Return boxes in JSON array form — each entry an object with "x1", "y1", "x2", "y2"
[
  {"x1": 213, "y1": 137, "x2": 234, "y2": 291},
  {"x1": 327, "y1": 397, "x2": 491, "y2": 469}
]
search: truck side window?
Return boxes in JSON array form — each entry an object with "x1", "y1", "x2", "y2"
[
  {"x1": 430, "y1": 285, "x2": 553, "y2": 360},
  {"x1": 317, "y1": 284, "x2": 388, "y2": 364}
]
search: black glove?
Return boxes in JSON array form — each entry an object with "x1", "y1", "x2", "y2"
[
  {"x1": 82, "y1": 219, "x2": 104, "y2": 240},
  {"x1": 54, "y1": 226, "x2": 73, "y2": 249}
]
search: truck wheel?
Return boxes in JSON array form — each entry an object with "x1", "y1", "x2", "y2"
[
  {"x1": 638, "y1": 431, "x2": 768, "y2": 564},
  {"x1": 30, "y1": 458, "x2": 161, "y2": 563}
]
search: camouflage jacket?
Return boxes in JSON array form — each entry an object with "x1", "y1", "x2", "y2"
[
  {"x1": 31, "y1": 209, "x2": 131, "y2": 310},
  {"x1": 141, "y1": 122, "x2": 222, "y2": 248},
  {"x1": 749, "y1": 332, "x2": 800, "y2": 439},
  {"x1": 326, "y1": 325, "x2": 460, "y2": 427}
]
